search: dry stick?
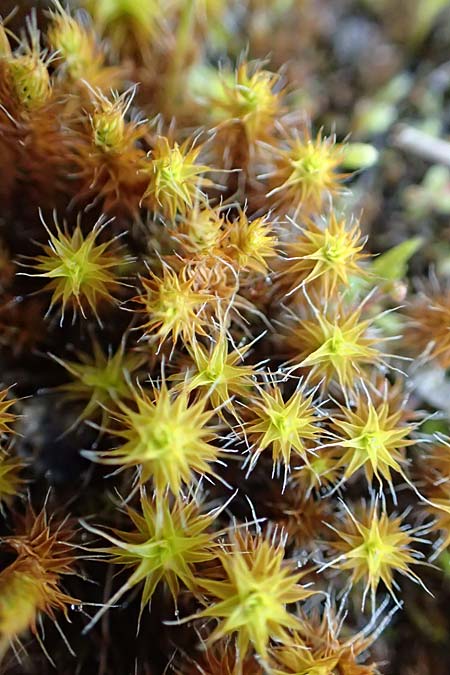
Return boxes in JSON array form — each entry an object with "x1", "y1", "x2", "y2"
[{"x1": 392, "y1": 124, "x2": 450, "y2": 167}]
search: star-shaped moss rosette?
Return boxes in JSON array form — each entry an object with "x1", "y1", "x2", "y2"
[
  {"x1": 286, "y1": 299, "x2": 387, "y2": 393},
  {"x1": 263, "y1": 127, "x2": 348, "y2": 216},
  {"x1": 51, "y1": 338, "x2": 145, "y2": 428},
  {"x1": 322, "y1": 501, "x2": 427, "y2": 610},
  {"x1": 85, "y1": 380, "x2": 220, "y2": 493},
  {"x1": 244, "y1": 382, "x2": 320, "y2": 472},
  {"x1": 25, "y1": 211, "x2": 131, "y2": 324},
  {"x1": 82, "y1": 491, "x2": 219, "y2": 632},
  {"x1": 193, "y1": 531, "x2": 317, "y2": 660},
  {"x1": 281, "y1": 211, "x2": 369, "y2": 297},
  {"x1": 330, "y1": 389, "x2": 416, "y2": 489}
]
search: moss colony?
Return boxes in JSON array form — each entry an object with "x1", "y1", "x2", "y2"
[{"x1": 2, "y1": 1, "x2": 450, "y2": 674}]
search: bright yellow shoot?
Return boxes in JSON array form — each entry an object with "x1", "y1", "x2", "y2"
[
  {"x1": 28, "y1": 211, "x2": 128, "y2": 324},
  {"x1": 265, "y1": 128, "x2": 346, "y2": 215},
  {"x1": 283, "y1": 212, "x2": 368, "y2": 296},
  {"x1": 225, "y1": 211, "x2": 278, "y2": 274},
  {"x1": 88, "y1": 382, "x2": 219, "y2": 494},
  {"x1": 135, "y1": 265, "x2": 213, "y2": 348},
  {"x1": 331, "y1": 392, "x2": 415, "y2": 488},
  {"x1": 325, "y1": 502, "x2": 425, "y2": 609},
  {"x1": 183, "y1": 333, "x2": 256, "y2": 410},
  {"x1": 197, "y1": 532, "x2": 315, "y2": 659},
  {"x1": 208, "y1": 62, "x2": 283, "y2": 144},
  {"x1": 52, "y1": 339, "x2": 144, "y2": 428},
  {"x1": 288, "y1": 303, "x2": 383, "y2": 392},
  {"x1": 141, "y1": 136, "x2": 212, "y2": 220},
  {"x1": 0, "y1": 450, "x2": 24, "y2": 507},
  {"x1": 82, "y1": 493, "x2": 218, "y2": 632},
  {"x1": 246, "y1": 384, "x2": 319, "y2": 470}
]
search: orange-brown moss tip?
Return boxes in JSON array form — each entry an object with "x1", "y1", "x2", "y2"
[
  {"x1": 85, "y1": 380, "x2": 220, "y2": 494},
  {"x1": 195, "y1": 530, "x2": 316, "y2": 660},
  {"x1": 82, "y1": 492, "x2": 218, "y2": 631},
  {"x1": 266, "y1": 484, "x2": 331, "y2": 550},
  {"x1": 141, "y1": 135, "x2": 213, "y2": 220},
  {"x1": 0, "y1": 503, "x2": 79, "y2": 650},
  {"x1": 26, "y1": 211, "x2": 131, "y2": 324},
  {"x1": 404, "y1": 283, "x2": 450, "y2": 368},
  {"x1": 263, "y1": 127, "x2": 347, "y2": 216},
  {"x1": 70, "y1": 87, "x2": 147, "y2": 213},
  {"x1": 420, "y1": 440, "x2": 450, "y2": 557},
  {"x1": 89, "y1": 87, "x2": 140, "y2": 154},
  {"x1": 174, "y1": 637, "x2": 263, "y2": 675},
  {"x1": 0, "y1": 387, "x2": 19, "y2": 436},
  {"x1": 280, "y1": 212, "x2": 369, "y2": 297},
  {"x1": 224, "y1": 211, "x2": 278, "y2": 275},
  {"x1": 51, "y1": 339, "x2": 145, "y2": 428},
  {"x1": 323, "y1": 501, "x2": 426, "y2": 609},
  {"x1": 173, "y1": 204, "x2": 225, "y2": 257}
]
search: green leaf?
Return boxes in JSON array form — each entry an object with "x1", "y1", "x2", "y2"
[
  {"x1": 341, "y1": 143, "x2": 379, "y2": 170},
  {"x1": 371, "y1": 237, "x2": 423, "y2": 281}
]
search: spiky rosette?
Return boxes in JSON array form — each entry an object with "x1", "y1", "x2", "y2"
[
  {"x1": 420, "y1": 439, "x2": 450, "y2": 557},
  {"x1": 324, "y1": 501, "x2": 425, "y2": 609},
  {"x1": 244, "y1": 382, "x2": 320, "y2": 472},
  {"x1": 207, "y1": 62, "x2": 283, "y2": 144},
  {"x1": 82, "y1": 491, "x2": 218, "y2": 631},
  {"x1": 330, "y1": 388, "x2": 415, "y2": 489},
  {"x1": 404, "y1": 282, "x2": 450, "y2": 368},
  {"x1": 270, "y1": 605, "x2": 381, "y2": 675},
  {"x1": 263, "y1": 127, "x2": 347, "y2": 216},
  {"x1": 174, "y1": 637, "x2": 262, "y2": 675},
  {"x1": 224, "y1": 211, "x2": 278, "y2": 275},
  {"x1": 173, "y1": 204, "x2": 226, "y2": 257},
  {"x1": 51, "y1": 339, "x2": 145, "y2": 428},
  {"x1": 266, "y1": 483, "x2": 331, "y2": 550},
  {"x1": 280, "y1": 212, "x2": 368, "y2": 297},
  {"x1": 292, "y1": 445, "x2": 343, "y2": 495},
  {"x1": 47, "y1": 2, "x2": 122, "y2": 89},
  {"x1": 141, "y1": 135, "x2": 213, "y2": 220},
  {"x1": 69, "y1": 87, "x2": 147, "y2": 213},
  {"x1": 286, "y1": 299, "x2": 386, "y2": 393},
  {"x1": 134, "y1": 263, "x2": 214, "y2": 348},
  {"x1": 195, "y1": 530, "x2": 316, "y2": 660},
  {"x1": 0, "y1": 16, "x2": 71, "y2": 210},
  {"x1": 87, "y1": 380, "x2": 220, "y2": 493},
  {"x1": 3, "y1": 17, "x2": 52, "y2": 112},
  {"x1": 204, "y1": 61, "x2": 284, "y2": 171},
  {"x1": 0, "y1": 387, "x2": 18, "y2": 436},
  {"x1": 0, "y1": 449, "x2": 25, "y2": 507},
  {"x1": 26, "y1": 211, "x2": 130, "y2": 324},
  {"x1": 180, "y1": 331, "x2": 256, "y2": 410}
]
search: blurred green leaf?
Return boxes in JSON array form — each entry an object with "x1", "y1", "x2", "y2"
[
  {"x1": 371, "y1": 237, "x2": 423, "y2": 281},
  {"x1": 412, "y1": 0, "x2": 450, "y2": 45},
  {"x1": 341, "y1": 143, "x2": 379, "y2": 170}
]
